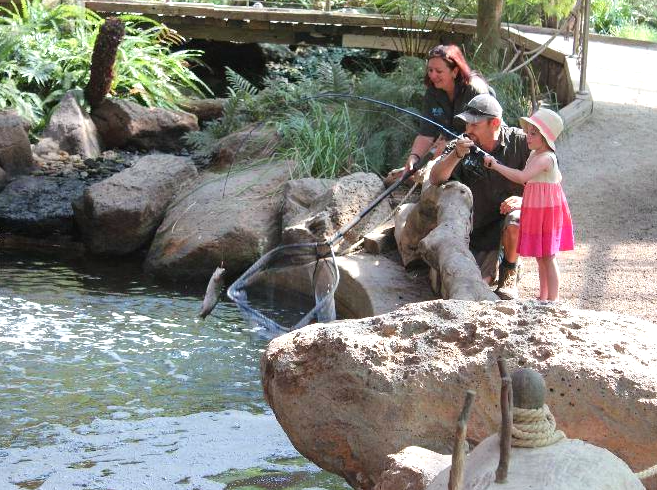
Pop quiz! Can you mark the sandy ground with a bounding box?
[514,39,657,323]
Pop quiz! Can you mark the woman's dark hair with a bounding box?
[423,44,473,88]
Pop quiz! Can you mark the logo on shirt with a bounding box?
[431,107,445,118]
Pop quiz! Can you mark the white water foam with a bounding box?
[0,411,307,490]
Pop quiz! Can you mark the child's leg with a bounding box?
[543,254,560,301]
[536,257,548,300]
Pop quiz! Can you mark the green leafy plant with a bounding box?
[277,101,370,178]
[0,0,211,128]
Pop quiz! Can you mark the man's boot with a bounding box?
[495,259,521,300]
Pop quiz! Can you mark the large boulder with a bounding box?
[206,123,279,172]
[145,160,293,282]
[282,172,392,252]
[0,110,36,183]
[428,434,643,489]
[73,154,198,255]
[91,99,198,152]
[38,90,102,159]
[262,300,657,490]
[0,175,86,236]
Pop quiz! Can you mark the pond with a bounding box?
[0,250,350,490]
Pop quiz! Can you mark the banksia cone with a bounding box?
[85,17,125,111]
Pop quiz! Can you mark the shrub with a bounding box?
[0,0,211,129]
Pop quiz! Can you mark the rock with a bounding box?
[73,154,198,255]
[363,221,396,255]
[281,177,336,228]
[144,160,293,282]
[374,446,451,490]
[206,123,279,172]
[91,99,198,152]
[0,167,6,191]
[335,254,434,318]
[428,434,643,489]
[0,176,86,236]
[33,137,60,158]
[179,98,227,122]
[249,252,434,321]
[282,172,392,252]
[261,300,657,490]
[40,90,102,159]
[0,110,36,179]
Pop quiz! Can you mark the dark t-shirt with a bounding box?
[448,126,530,251]
[418,76,490,138]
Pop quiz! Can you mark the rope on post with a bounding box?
[511,404,565,448]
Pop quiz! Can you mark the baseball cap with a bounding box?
[456,94,503,124]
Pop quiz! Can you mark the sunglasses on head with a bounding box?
[466,107,495,117]
[427,46,450,60]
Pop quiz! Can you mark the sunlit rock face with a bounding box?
[262,299,657,490]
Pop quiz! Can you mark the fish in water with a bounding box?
[199,266,226,319]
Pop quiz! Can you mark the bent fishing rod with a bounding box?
[305,92,499,162]
[298,92,496,247]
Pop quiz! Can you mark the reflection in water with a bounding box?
[0,251,269,448]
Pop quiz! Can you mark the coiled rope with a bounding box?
[511,404,565,448]
[511,404,657,480]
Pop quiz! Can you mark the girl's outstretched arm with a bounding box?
[484,153,552,184]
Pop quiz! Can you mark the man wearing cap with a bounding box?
[429,93,530,299]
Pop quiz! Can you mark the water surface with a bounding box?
[0,251,348,490]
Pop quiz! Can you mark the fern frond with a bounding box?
[225,67,258,96]
[315,61,352,94]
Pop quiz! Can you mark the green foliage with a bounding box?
[186,50,535,180]
[277,102,370,179]
[0,0,211,128]
[590,0,657,37]
[370,0,466,56]
[610,22,657,41]
[590,0,632,33]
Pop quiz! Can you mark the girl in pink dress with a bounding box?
[483,108,574,301]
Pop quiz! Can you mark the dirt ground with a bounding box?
[516,41,657,323]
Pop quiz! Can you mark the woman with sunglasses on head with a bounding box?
[403,45,493,174]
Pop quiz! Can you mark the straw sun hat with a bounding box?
[519,108,564,151]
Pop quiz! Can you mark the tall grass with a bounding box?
[278,102,370,179]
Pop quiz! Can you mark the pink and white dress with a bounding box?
[517,151,574,257]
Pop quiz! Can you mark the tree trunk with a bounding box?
[418,182,498,301]
[476,0,503,64]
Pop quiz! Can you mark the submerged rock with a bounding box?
[0,175,86,236]
[261,300,657,490]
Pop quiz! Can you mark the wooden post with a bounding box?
[418,182,498,301]
[448,390,476,490]
[496,357,513,483]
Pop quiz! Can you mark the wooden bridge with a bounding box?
[84,1,480,50]
[0,0,590,110]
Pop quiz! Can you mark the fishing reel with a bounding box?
[461,148,488,181]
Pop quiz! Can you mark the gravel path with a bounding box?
[516,39,657,323]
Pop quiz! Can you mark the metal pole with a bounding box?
[578,0,591,94]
